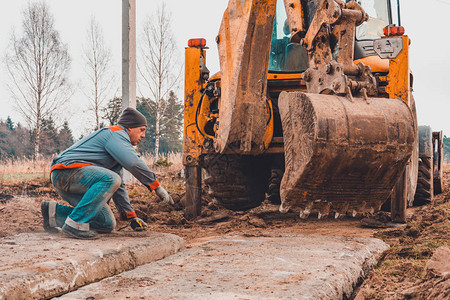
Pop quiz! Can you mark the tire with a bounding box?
[201,154,270,210]
[383,94,418,211]
[414,125,433,205]
[432,131,443,195]
[407,95,419,207]
[414,157,433,205]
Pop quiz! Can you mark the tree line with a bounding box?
[443,136,450,163]
[3,1,182,160]
[0,116,73,160]
[0,89,183,160]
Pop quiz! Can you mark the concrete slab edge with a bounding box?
[57,234,390,300]
[0,234,185,300]
[336,238,389,299]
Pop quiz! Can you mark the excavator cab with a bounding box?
[355,0,392,39]
[269,0,397,72]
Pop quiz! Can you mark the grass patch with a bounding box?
[0,153,183,184]
[138,152,182,173]
[153,157,173,167]
[365,198,450,297]
[0,157,51,183]
[1,173,48,181]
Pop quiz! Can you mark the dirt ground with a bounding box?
[0,168,448,299]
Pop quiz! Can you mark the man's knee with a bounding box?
[104,171,121,191]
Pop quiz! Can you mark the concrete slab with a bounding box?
[59,234,388,300]
[0,232,185,300]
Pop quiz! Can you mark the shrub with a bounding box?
[153,157,173,167]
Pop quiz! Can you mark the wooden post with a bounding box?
[184,166,202,220]
[122,0,136,110]
[391,166,408,223]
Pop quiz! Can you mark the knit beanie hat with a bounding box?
[118,107,147,128]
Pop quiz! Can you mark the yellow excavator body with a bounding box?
[183,0,419,220]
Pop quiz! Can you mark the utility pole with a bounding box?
[122,0,136,109]
[122,0,136,184]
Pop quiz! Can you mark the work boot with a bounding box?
[93,227,114,234]
[41,201,59,234]
[62,223,98,239]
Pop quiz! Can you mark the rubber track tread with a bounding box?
[201,154,270,210]
[414,156,433,205]
[267,169,283,204]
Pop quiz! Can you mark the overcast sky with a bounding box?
[0,0,449,138]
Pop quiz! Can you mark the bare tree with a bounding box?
[138,3,182,155]
[82,16,115,130]
[104,96,123,126]
[4,1,71,159]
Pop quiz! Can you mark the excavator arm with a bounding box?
[215,0,278,154]
[214,0,379,155]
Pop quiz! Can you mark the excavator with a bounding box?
[182,0,442,221]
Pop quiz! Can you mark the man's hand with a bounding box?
[130,217,147,231]
[155,186,174,205]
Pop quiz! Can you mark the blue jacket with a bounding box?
[51,125,159,219]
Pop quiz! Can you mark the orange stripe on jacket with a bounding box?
[50,163,94,173]
[126,211,137,219]
[149,180,160,191]
[109,125,123,132]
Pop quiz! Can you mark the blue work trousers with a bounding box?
[50,166,121,232]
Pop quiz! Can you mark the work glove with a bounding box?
[155,186,174,206]
[130,217,147,231]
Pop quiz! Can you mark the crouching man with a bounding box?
[41,107,174,239]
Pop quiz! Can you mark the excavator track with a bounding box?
[268,169,283,205]
[201,154,270,211]
[267,154,284,205]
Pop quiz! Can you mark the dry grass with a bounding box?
[443,163,450,172]
[128,152,184,185]
[140,152,183,174]
[0,157,446,182]
[0,152,183,183]
[0,157,51,182]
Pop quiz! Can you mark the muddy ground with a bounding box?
[0,169,448,299]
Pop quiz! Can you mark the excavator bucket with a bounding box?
[278,92,415,218]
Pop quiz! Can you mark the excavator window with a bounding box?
[353,0,396,59]
[355,0,391,40]
[268,0,309,73]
